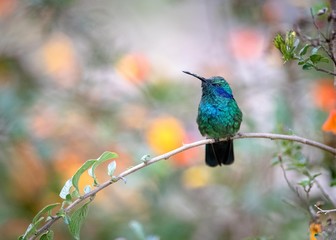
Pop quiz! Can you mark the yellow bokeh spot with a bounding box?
[182,166,211,188]
[41,33,79,88]
[146,116,186,154]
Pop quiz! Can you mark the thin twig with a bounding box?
[278,155,310,214]
[309,7,336,67]
[310,8,329,42]
[233,133,336,154]
[313,178,336,207]
[315,204,336,214]
[313,65,336,76]
[29,132,336,239]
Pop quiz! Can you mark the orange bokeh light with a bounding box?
[116,53,150,84]
[314,80,336,111]
[322,109,336,134]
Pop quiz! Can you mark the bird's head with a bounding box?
[183,71,233,99]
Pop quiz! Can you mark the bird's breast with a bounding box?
[197,100,242,138]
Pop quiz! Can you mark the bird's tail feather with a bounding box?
[205,140,234,166]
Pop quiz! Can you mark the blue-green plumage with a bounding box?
[183,71,242,166]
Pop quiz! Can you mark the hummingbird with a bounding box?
[183,71,243,166]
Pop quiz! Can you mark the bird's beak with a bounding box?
[183,71,206,82]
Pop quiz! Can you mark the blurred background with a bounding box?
[0,0,335,239]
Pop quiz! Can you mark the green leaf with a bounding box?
[40,230,54,240]
[60,179,73,200]
[89,151,118,186]
[32,203,60,224]
[21,223,34,240]
[21,217,45,239]
[320,57,329,63]
[299,44,310,56]
[273,34,284,50]
[64,214,71,225]
[330,179,336,187]
[298,179,311,187]
[302,63,314,70]
[57,209,70,225]
[68,202,90,240]
[72,159,96,194]
[107,161,117,177]
[311,172,322,180]
[97,151,118,162]
[65,193,73,202]
[310,54,323,64]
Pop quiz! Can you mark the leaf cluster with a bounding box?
[19,151,118,240]
[274,31,329,71]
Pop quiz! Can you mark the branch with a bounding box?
[313,65,336,76]
[29,132,336,239]
[278,155,310,214]
[315,204,336,214]
[233,132,335,154]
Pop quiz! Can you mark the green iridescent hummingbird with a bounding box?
[183,71,243,166]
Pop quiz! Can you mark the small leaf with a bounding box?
[21,223,34,239]
[32,203,60,224]
[84,185,91,194]
[311,47,320,55]
[298,179,311,187]
[108,161,117,177]
[141,154,151,162]
[302,63,314,70]
[21,217,45,239]
[64,214,71,225]
[89,152,118,185]
[65,193,73,202]
[330,179,336,187]
[57,209,70,225]
[320,57,329,63]
[87,168,94,178]
[273,34,284,50]
[72,159,96,194]
[68,202,90,240]
[71,190,80,199]
[40,230,54,240]
[310,54,323,64]
[299,44,310,56]
[311,172,322,180]
[60,179,73,200]
[298,60,307,65]
[293,38,300,50]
